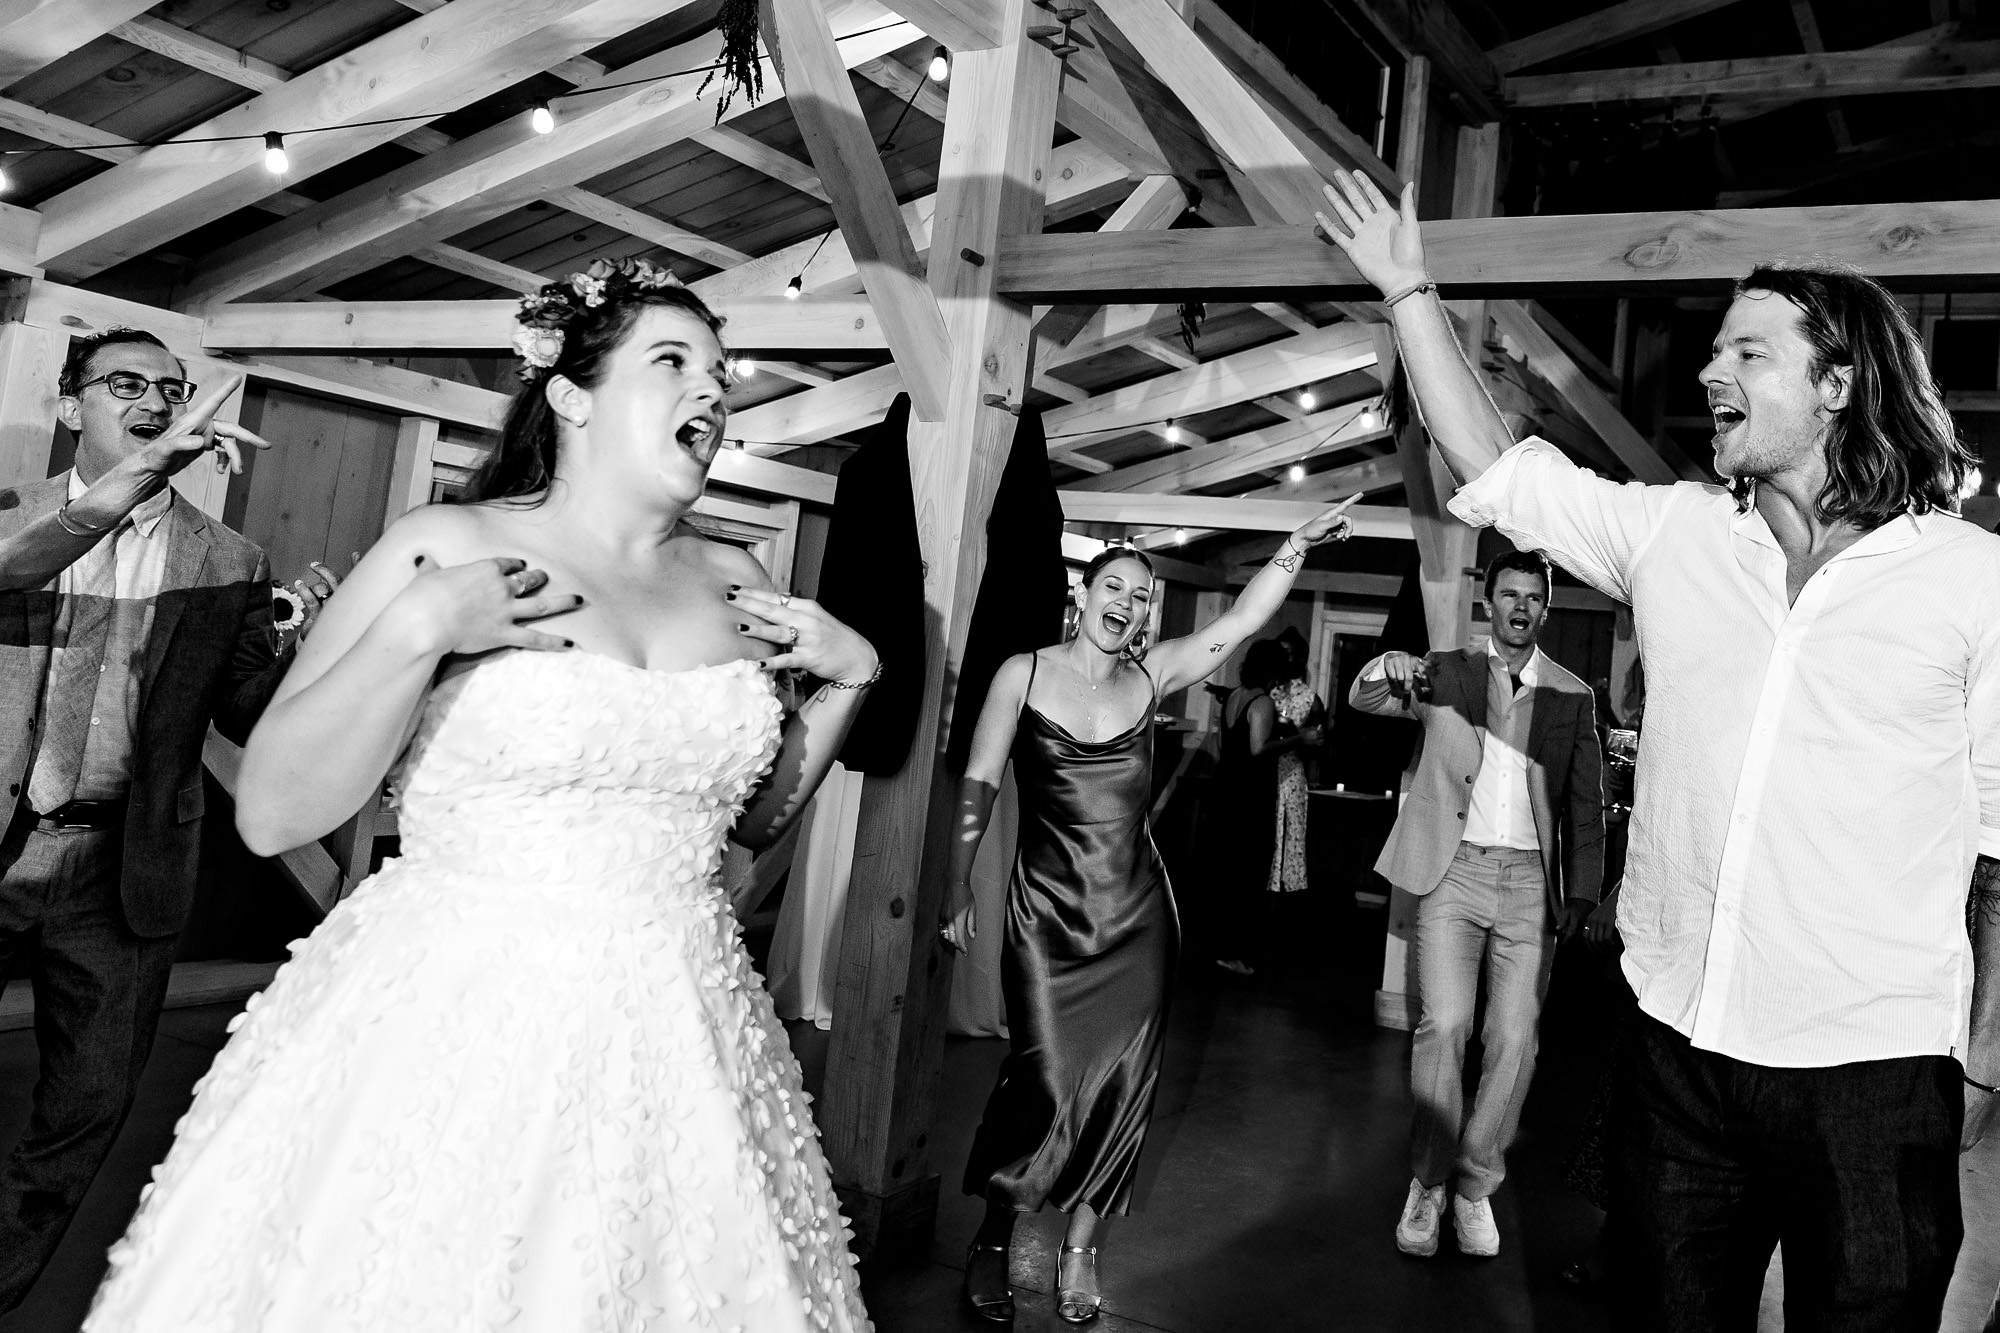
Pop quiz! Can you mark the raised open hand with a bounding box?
[1315,169,1429,301]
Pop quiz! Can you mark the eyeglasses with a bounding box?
[72,372,197,405]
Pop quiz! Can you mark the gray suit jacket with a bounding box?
[0,475,289,937]
[1350,645,1604,918]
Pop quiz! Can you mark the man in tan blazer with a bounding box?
[1351,549,1603,1261]
[0,328,316,1311]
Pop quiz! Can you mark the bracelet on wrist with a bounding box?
[1383,277,1437,308]
[826,660,883,691]
[1969,1073,2000,1096]
[54,499,117,538]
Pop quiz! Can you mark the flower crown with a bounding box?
[512,256,687,382]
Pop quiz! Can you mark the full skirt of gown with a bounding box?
[83,652,872,1333]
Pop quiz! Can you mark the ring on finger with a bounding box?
[786,624,800,646]
[779,594,792,608]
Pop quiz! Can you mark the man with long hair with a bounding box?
[1318,169,2000,1332]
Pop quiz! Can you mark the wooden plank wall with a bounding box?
[231,385,399,577]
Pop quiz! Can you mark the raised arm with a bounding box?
[937,652,1032,954]
[235,507,580,855]
[0,377,269,592]
[1315,170,1513,487]
[725,572,879,851]
[1147,501,1357,697]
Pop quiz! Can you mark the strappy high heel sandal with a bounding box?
[962,1241,1015,1322]
[1056,1244,1102,1324]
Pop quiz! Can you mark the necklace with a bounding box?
[1068,650,1119,740]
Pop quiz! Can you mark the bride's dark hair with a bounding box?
[466,262,726,504]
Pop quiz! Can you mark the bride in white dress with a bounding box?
[83,259,879,1332]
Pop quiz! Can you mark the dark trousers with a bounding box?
[1610,1009,1963,1333]
[0,808,175,1312]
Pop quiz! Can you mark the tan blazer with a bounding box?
[1350,646,1604,919]
[0,475,289,937]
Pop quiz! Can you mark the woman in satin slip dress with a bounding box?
[938,500,1358,1324]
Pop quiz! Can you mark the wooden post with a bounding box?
[387,415,440,518]
[821,0,1060,1260]
[0,321,66,491]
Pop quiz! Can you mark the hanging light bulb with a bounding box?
[785,275,803,300]
[1174,527,1188,545]
[530,101,555,135]
[0,156,11,197]
[928,46,951,82]
[1961,465,1984,501]
[1288,463,1306,483]
[730,356,758,381]
[1298,389,1317,411]
[1164,419,1183,445]
[1357,406,1380,431]
[263,131,288,175]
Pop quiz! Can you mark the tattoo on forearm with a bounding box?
[1970,855,2000,937]
[1271,543,1302,574]
[1209,642,1224,654]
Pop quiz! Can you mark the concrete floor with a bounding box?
[1,951,1996,1332]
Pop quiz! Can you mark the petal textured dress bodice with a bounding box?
[85,651,873,1333]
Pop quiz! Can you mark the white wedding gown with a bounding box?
[85,651,873,1332]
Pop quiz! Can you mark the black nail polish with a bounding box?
[725,592,736,602]
[728,584,741,592]
[562,638,575,648]
[738,623,750,632]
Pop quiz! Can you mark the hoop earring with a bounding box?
[1122,625,1151,662]
[1062,602,1082,643]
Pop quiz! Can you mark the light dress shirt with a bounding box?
[1449,438,2000,1069]
[1463,643,1542,853]
[25,471,174,805]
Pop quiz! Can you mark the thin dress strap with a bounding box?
[1020,650,1041,717]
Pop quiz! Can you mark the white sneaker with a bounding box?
[1453,1193,1500,1257]
[1395,1179,1445,1257]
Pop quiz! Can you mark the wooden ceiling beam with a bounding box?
[1344,0,1498,118]
[1029,175,1188,352]
[0,0,159,89]
[727,362,906,452]
[198,296,888,354]
[1239,451,1403,501]
[109,15,455,155]
[38,0,703,281]
[1489,300,1682,484]
[997,199,2000,302]
[1069,403,1387,492]
[1505,39,2000,108]
[762,0,954,419]
[854,50,952,125]
[178,5,919,308]
[1059,490,1412,540]
[389,0,609,83]
[410,244,548,294]
[1488,0,1747,75]
[1042,321,1376,443]
[546,187,752,270]
[692,137,1129,302]
[0,207,38,279]
[692,125,832,202]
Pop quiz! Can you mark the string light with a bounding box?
[1298,389,1316,411]
[1164,419,1183,444]
[1961,466,1984,501]
[928,46,951,82]
[262,132,288,175]
[730,356,758,380]
[1288,463,1306,483]
[530,101,556,134]
[1174,527,1188,545]
[0,155,11,196]
[1357,406,1380,430]
[784,275,803,299]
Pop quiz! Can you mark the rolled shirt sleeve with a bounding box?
[1446,437,1697,606]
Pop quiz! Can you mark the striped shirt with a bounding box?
[1450,439,2000,1068]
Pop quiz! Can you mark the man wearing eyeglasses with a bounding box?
[0,327,314,1311]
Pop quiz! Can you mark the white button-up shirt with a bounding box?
[1450,439,2000,1068]
[1463,643,1542,852]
